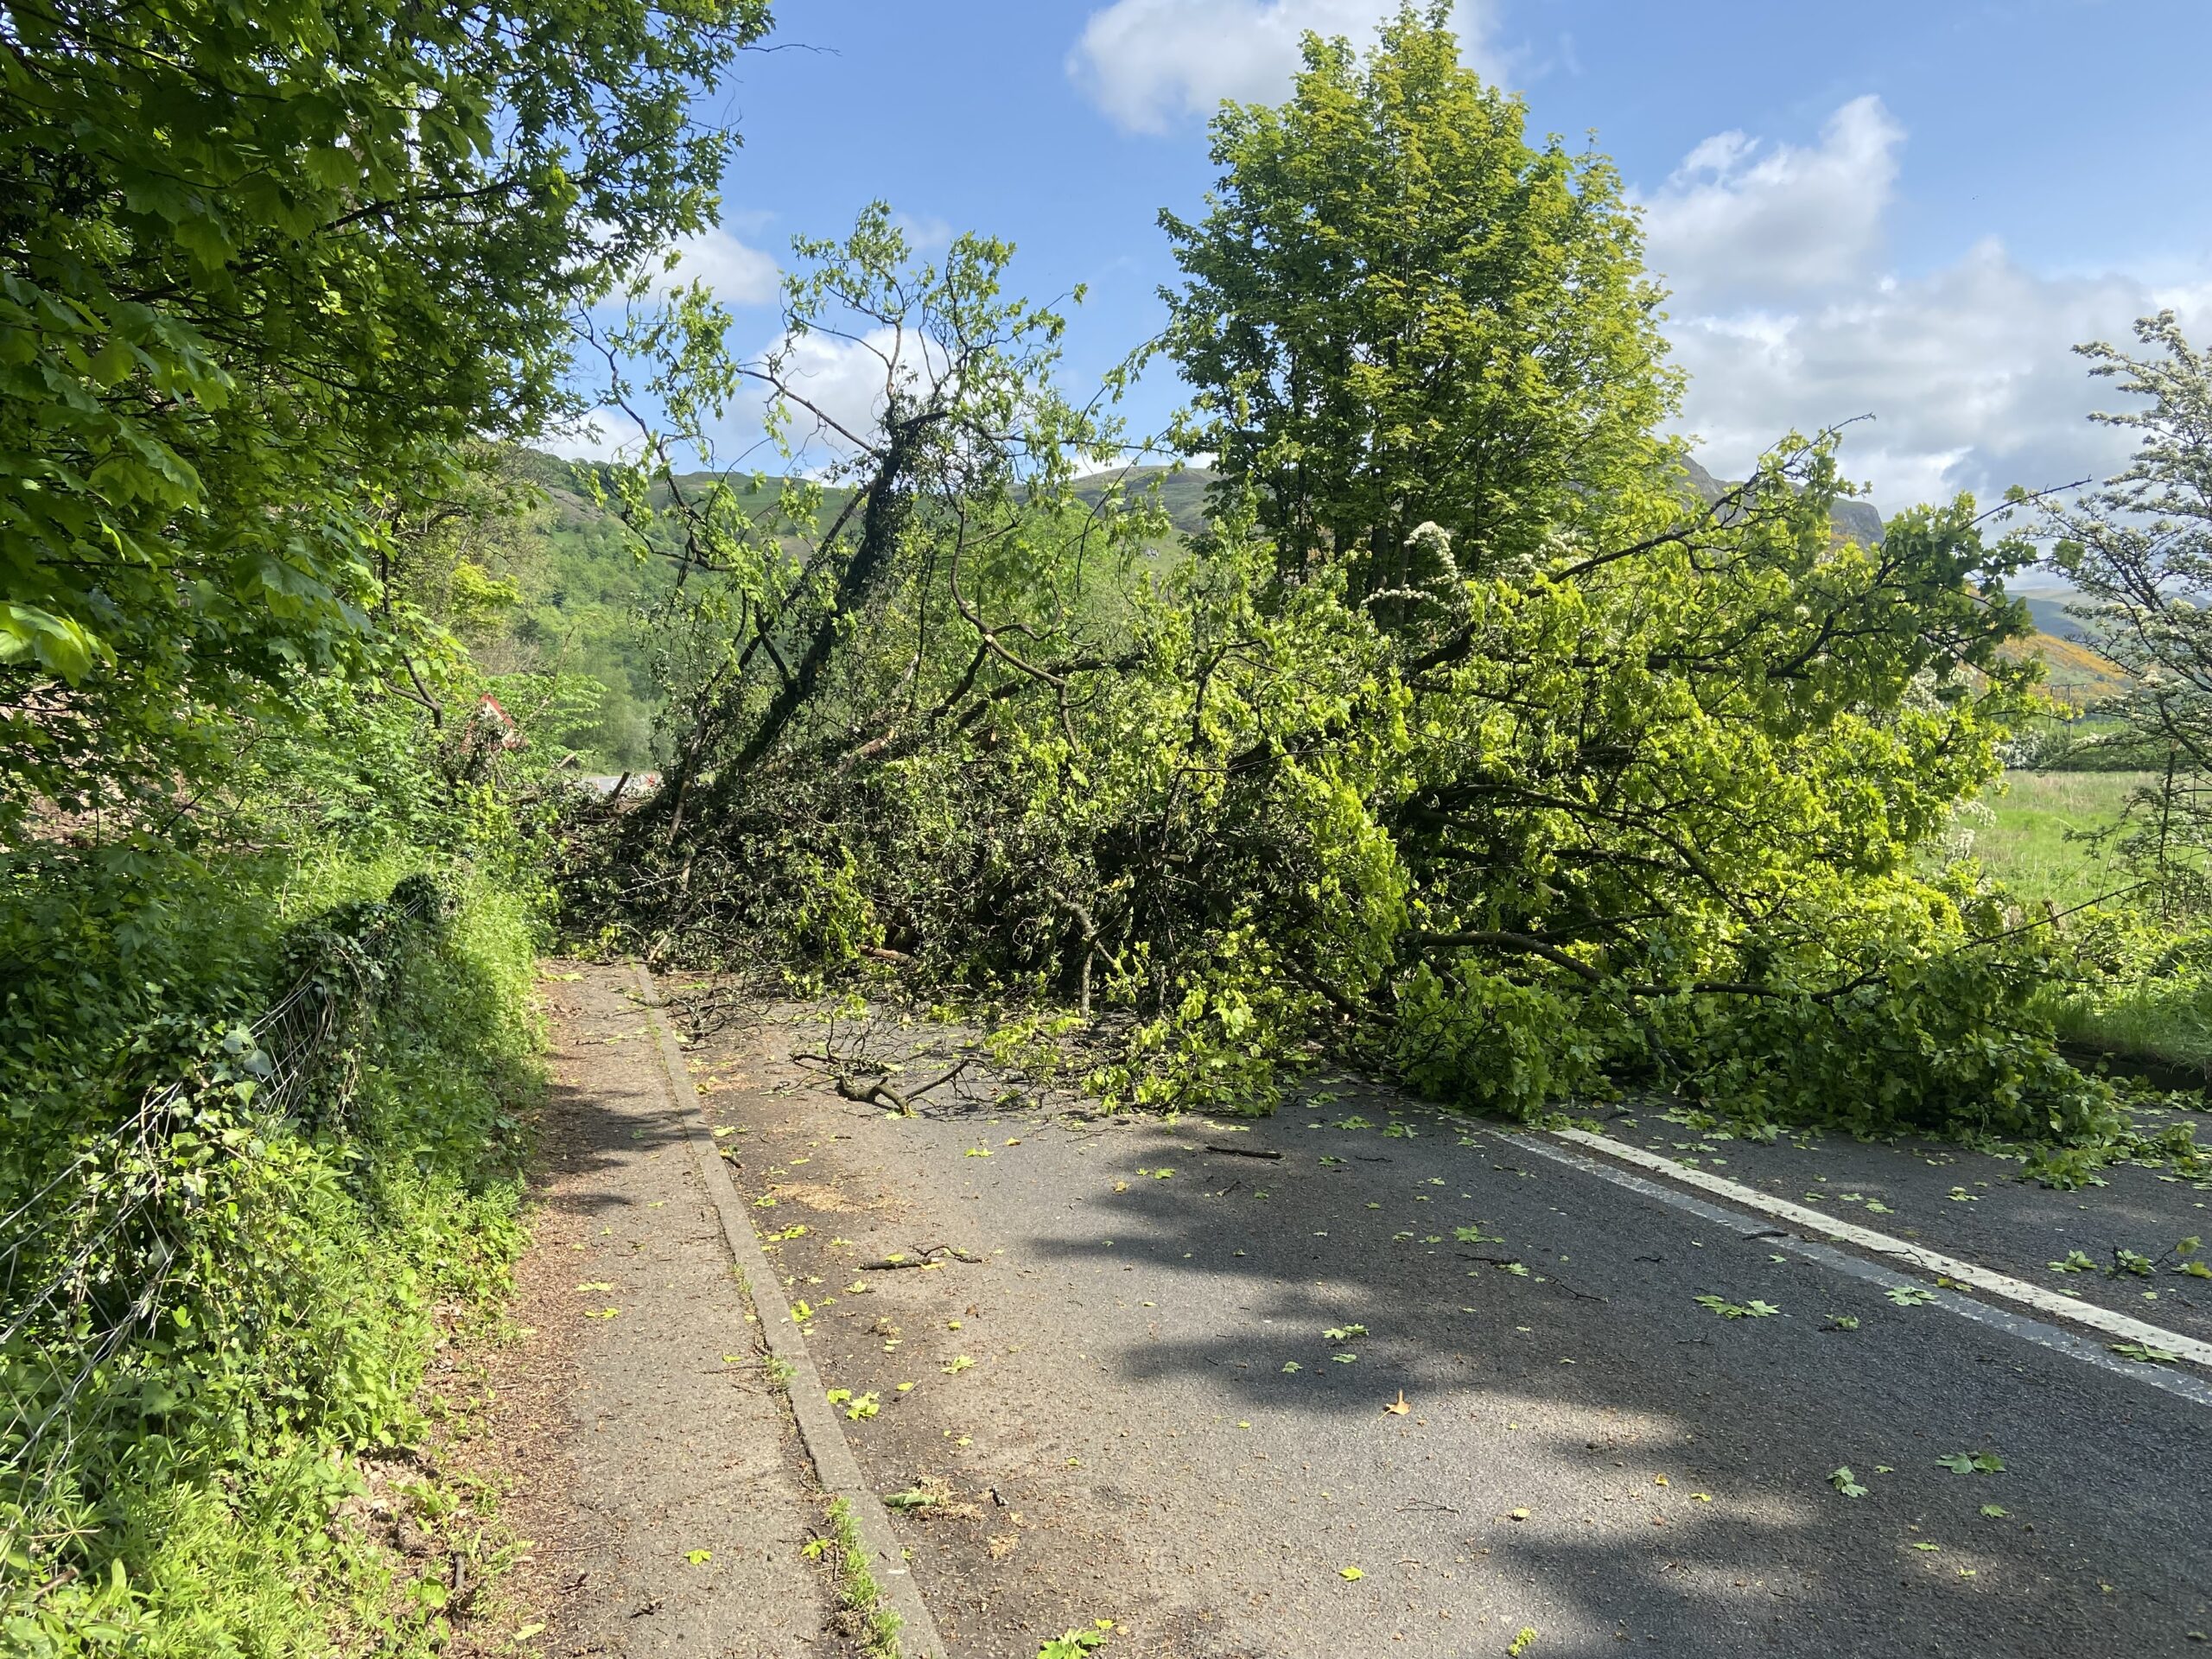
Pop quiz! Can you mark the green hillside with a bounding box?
[492,448,2120,765]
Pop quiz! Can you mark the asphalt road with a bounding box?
[684,1003,2212,1659]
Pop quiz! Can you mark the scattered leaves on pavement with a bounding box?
[2109,1341,2182,1363]
[1936,1451,2005,1475]
[1694,1294,1779,1319]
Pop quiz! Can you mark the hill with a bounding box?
[1674,454,1889,548]
[490,448,2125,759]
[2023,594,2097,643]
[1071,463,1217,537]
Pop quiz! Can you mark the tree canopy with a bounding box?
[0,0,767,839]
[2041,311,2212,912]
[1160,3,1679,606]
[576,12,2101,1146]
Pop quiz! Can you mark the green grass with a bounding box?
[1963,771,2212,1081]
[1961,770,2156,909]
[811,1497,902,1659]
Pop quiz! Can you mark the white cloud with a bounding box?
[892,211,956,255]
[1651,99,2209,511]
[1642,95,1903,304]
[755,325,969,470]
[658,226,780,308]
[537,416,638,464]
[1069,0,1495,135]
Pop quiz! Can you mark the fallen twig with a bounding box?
[1205,1143,1283,1160]
[835,1056,971,1116]
[858,1243,983,1270]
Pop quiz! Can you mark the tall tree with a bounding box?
[2042,310,2212,911]
[1159,2,1680,607]
[0,0,769,841]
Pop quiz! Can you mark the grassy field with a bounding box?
[1962,769,2155,908]
[1967,769,2212,1080]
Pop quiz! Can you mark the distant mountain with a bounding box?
[528,450,1891,549]
[2023,594,2095,644]
[1070,464,1216,537]
[1673,454,1888,549]
[1075,456,1895,549]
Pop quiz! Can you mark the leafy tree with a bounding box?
[1159,3,1679,608]
[2040,311,2212,912]
[576,19,2126,1154]
[0,0,768,841]
[571,202,1164,852]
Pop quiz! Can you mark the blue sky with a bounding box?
[593,0,2212,515]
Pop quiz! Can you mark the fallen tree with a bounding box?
[566,14,2144,1153]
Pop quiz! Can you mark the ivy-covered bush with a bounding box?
[0,848,539,1656]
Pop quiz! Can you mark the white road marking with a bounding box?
[1479,1126,2212,1410]
[1530,1124,2212,1370]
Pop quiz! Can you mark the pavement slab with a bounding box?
[474,964,854,1658]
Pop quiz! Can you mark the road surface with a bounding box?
[677,992,2212,1658]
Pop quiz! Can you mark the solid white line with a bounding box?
[1541,1125,2212,1370]
[1484,1126,2212,1410]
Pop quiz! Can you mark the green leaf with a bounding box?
[1936,1451,2002,1475]
[1827,1466,1867,1498]
[2108,1341,2182,1363]
[1695,1294,1778,1319]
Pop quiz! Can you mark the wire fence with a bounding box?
[0,874,445,1569]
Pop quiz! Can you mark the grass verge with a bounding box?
[0,849,543,1656]
[810,1496,903,1659]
